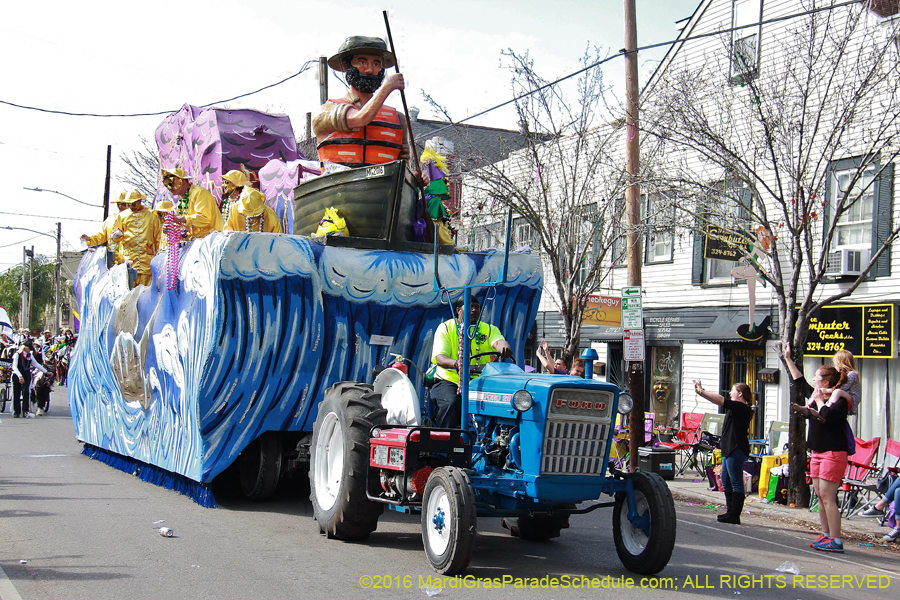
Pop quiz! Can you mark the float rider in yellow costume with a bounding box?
[224,188,282,233]
[80,192,129,264]
[220,170,252,219]
[116,190,161,287]
[161,167,224,240]
[313,36,411,170]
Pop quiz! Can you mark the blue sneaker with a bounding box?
[814,538,844,553]
[810,534,830,547]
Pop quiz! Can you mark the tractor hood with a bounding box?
[468,363,620,422]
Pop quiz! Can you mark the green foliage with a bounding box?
[0,257,57,331]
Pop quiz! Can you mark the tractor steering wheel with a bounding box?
[468,351,515,375]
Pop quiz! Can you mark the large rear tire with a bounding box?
[421,467,477,575]
[310,382,386,540]
[239,431,282,501]
[612,471,677,575]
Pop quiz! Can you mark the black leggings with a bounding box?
[13,375,31,416]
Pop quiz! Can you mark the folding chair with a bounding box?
[840,436,881,519]
[750,421,789,458]
[875,439,900,525]
[681,413,725,476]
[658,412,703,475]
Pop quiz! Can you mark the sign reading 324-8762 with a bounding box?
[621,286,643,329]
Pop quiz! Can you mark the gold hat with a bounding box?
[237,188,267,217]
[127,190,146,203]
[116,191,127,203]
[161,167,189,181]
[153,200,176,214]
[222,170,251,189]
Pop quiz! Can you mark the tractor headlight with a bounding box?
[512,390,533,412]
[617,392,634,415]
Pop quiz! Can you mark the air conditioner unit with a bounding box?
[825,248,869,277]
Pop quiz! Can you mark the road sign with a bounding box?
[621,288,643,329]
[624,328,645,361]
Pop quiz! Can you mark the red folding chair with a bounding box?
[840,436,881,518]
[658,412,704,476]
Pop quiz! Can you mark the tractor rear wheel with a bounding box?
[239,431,282,501]
[612,471,677,575]
[0,387,7,413]
[421,467,477,575]
[310,382,386,540]
[501,503,575,540]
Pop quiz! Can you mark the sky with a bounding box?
[0,0,700,275]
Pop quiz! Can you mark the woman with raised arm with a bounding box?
[692,380,753,525]
[783,341,851,553]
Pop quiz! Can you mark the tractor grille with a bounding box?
[541,389,613,476]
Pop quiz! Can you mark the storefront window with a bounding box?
[650,346,682,428]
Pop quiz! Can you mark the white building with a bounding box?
[462,0,900,446]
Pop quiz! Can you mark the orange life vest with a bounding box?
[317,101,403,168]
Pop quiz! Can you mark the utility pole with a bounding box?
[29,245,35,333]
[318,57,329,105]
[624,0,645,472]
[56,222,62,334]
[21,247,27,330]
[103,145,112,221]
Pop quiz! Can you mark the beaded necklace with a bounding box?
[165,212,181,290]
[244,214,264,233]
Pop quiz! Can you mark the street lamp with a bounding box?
[3,224,62,334]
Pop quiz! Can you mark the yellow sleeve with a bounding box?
[186,186,223,233]
[224,205,241,232]
[264,207,283,233]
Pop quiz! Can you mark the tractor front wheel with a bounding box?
[310,382,386,540]
[612,471,677,575]
[421,467,477,575]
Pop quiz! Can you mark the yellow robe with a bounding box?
[84,212,125,265]
[116,208,162,287]
[224,205,283,233]
[182,185,224,239]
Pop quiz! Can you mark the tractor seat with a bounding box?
[374,367,421,426]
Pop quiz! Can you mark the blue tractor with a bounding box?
[308,220,677,576]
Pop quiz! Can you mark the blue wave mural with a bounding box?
[71,234,543,484]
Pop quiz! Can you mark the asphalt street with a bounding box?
[1,386,898,599]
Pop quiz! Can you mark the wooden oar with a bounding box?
[383,10,422,176]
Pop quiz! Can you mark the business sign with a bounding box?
[803,304,895,358]
[624,328,645,361]
[703,224,750,261]
[582,295,622,326]
[621,287,643,329]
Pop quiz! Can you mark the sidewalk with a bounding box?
[665,471,899,546]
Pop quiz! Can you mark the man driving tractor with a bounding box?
[430,298,513,428]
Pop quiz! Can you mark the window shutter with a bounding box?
[873,162,894,277]
[692,208,705,284]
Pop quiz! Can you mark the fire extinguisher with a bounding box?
[389,353,409,375]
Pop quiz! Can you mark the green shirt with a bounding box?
[431,319,505,386]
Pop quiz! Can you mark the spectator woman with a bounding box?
[784,341,850,553]
[860,477,900,542]
[692,380,753,525]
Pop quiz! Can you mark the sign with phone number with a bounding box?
[803,303,894,359]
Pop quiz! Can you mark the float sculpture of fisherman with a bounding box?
[313,36,411,169]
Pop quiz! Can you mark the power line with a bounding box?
[0,60,317,118]
[0,210,98,223]
[417,0,862,139]
[0,234,44,249]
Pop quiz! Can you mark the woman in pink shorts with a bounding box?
[785,347,850,553]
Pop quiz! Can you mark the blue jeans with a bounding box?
[883,477,900,515]
[721,448,748,495]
